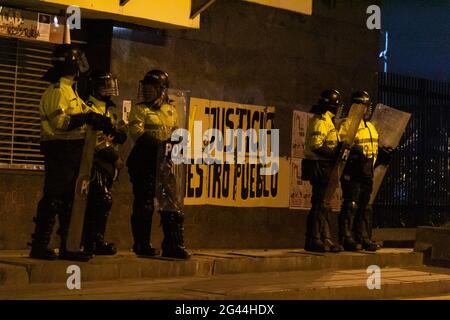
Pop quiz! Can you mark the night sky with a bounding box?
[381,0,450,81]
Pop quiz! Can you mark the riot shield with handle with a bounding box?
[369,104,411,204]
[155,89,188,213]
[66,125,97,253]
[155,89,191,259]
[322,103,367,205]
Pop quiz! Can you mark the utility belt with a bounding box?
[344,157,375,179]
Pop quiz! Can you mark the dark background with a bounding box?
[382,0,450,81]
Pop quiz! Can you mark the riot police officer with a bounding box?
[338,91,392,251]
[81,71,127,256]
[127,70,190,259]
[29,45,111,261]
[302,89,343,253]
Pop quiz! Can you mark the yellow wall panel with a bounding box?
[244,0,313,15]
[38,0,200,29]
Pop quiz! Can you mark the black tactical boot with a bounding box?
[354,205,378,252]
[339,201,361,251]
[305,204,326,253]
[58,209,91,262]
[341,237,361,252]
[29,199,58,260]
[321,205,342,253]
[93,211,116,256]
[360,239,380,252]
[94,236,117,255]
[324,238,343,253]
[131,211,158,257]
[133,243,159,256]
[160,211,190,260]
[305,237,326,253]
[58,249,92,262]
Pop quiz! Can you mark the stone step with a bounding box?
[1,266,449,300]
[0,248,423,286]
[0,263,29,289]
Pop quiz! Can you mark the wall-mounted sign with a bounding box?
[0,6,64,43]
[290,110,342,210]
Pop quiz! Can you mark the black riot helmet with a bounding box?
[352,91,373,120]
[51,44,90,76]
[139,69,170,106]
[318,89,342,114]
[90,70,119,101]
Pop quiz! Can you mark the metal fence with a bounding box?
[374,73,450,227]
[0,37,53,170]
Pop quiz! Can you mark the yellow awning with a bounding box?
[243,0,313,15]
[9,0,200,29]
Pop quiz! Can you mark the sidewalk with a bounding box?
[0,248,449,300]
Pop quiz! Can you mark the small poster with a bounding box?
[36,13,51,42]
[122,100,132,124]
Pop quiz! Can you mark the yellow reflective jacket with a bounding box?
[129,102,178,143]
[86,95,126,149]
[304,111,339,160]
[339,119,379,165]
[39,76,87,141]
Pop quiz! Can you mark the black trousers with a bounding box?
[341,174,374,241]
[82,162,114,248]
[34,139,84,246]
[305,160,334,241]
[127,144,157,247]
[41,140,84,202]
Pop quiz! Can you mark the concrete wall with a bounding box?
[0,0,379,250]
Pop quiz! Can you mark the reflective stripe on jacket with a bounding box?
[304,111,339,160]
[39,76,86,141]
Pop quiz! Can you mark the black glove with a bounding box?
[67,113,88,131]
[85,112,113,132]
[376,146,395,166]
[112,129,127,145]
[351,144,364,155]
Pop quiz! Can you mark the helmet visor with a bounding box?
[77,52,90,73]
[139,81,163,103]
[95,77,119,97]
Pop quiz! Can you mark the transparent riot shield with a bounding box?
[155,89,189,213]
[322,103,367,204]
[369,104,411,204]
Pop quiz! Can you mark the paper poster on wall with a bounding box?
[289,110,342,210]
[36,13,51,42]
[184,97,289,208]
[0,6,64,43]
[122,100,132,124]
[291,109,312,158]
[289,158,312,208]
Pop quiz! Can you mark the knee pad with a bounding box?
[97,192,113,212]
